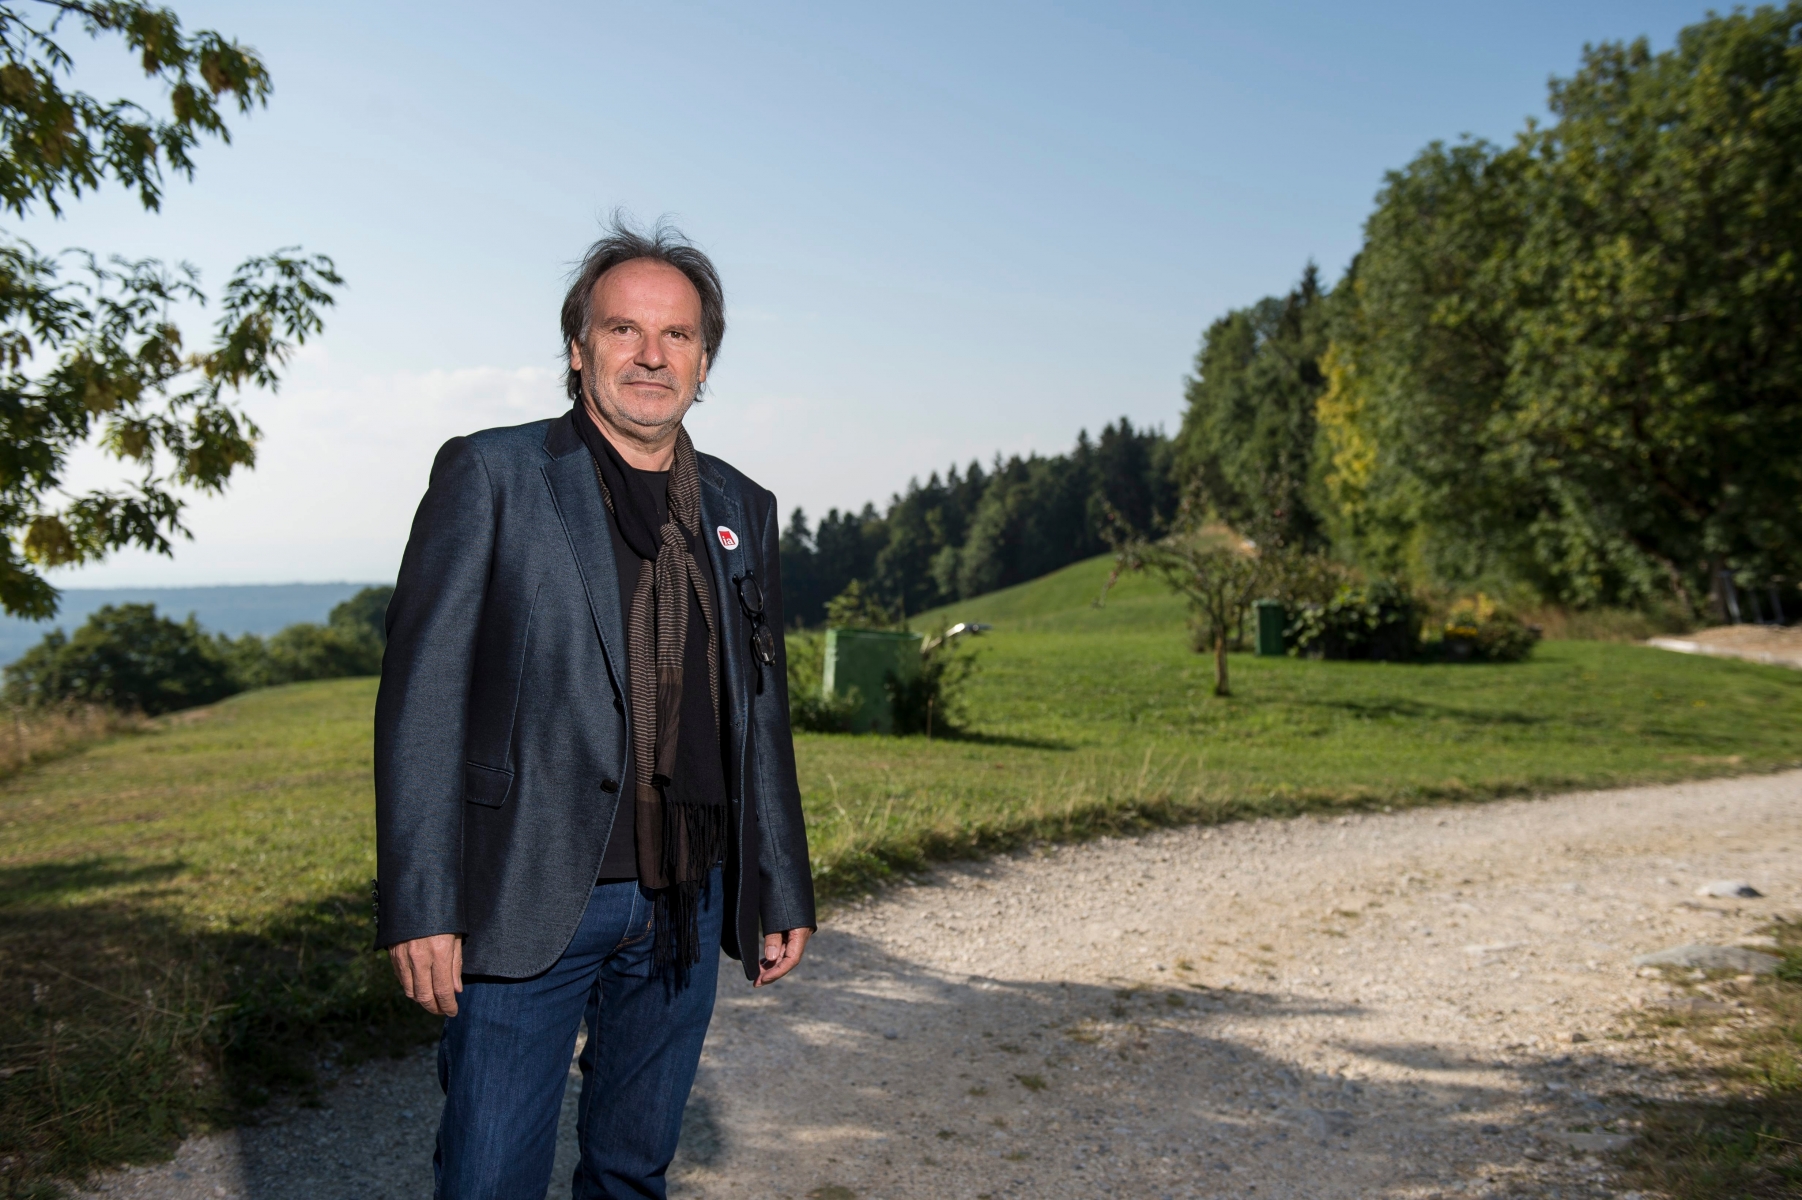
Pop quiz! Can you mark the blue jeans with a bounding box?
[433,869,723,1199]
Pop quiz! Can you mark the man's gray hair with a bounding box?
[560,214,726,403]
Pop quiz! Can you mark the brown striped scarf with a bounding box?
[587,420,727,977]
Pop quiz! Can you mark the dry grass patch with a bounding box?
[0,704,146,780]
[1618,919,1802,1198]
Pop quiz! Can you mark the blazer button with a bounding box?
[600,779,620,793]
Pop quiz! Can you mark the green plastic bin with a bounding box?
[1253,599,1287,657]
[823,628,923,733]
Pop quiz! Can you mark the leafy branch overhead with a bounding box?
[0,0,269,217]
[0,1,339,618]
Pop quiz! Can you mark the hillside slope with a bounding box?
[910,552,1187,633]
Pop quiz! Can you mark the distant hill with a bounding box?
[909,553,1186,634]
[0,583,389,666]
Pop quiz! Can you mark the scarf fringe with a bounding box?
[652,799,732,984]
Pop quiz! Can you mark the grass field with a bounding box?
[800,555,1802,889]
[4,554,1802,1193]
[0,680,411,1197]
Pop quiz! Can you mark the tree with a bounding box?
[221,586,389,686]
[822,578,899,630]
[3,600,236,711]
[953,451,1102,599]
[778,508,823,628]
[1324,6,1802,614]
[1112,530,1269,697]
[0,2,340,617]
[1091,417,1176,542]
[872,463,989,616]
[775,427,1174,625]
[328,584,392,645]
[1505,7,1802,614]
[1319,140,1568,594]
[1176,266,1331,550]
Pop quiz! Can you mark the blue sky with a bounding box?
[30,0,1707,586]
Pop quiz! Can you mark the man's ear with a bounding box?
[697,353,709,385]
[569,340,585,374]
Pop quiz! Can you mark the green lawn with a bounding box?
[799,555,1802,888]
[0,680,403,1197]
[3,556,1801,1193]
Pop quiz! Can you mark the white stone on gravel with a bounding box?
[1297,1108,1356,1139]
[1643,995,1737,1015]
[1542,1130,1635,1152]
[1696,879,1763,898]
[1630,943,1782,972]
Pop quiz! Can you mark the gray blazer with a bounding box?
[373,412,815,981]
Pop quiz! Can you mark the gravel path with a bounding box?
[76,770,1802,1200]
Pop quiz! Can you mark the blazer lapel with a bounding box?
[541,431,629,692]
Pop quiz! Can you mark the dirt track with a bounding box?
[77,770,1802,1199]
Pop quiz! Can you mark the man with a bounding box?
[374,220,815,1199]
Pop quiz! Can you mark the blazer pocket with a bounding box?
[463,762,515,808]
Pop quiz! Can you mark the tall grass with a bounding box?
[0,706,144,781]
[1526,604,1695,643]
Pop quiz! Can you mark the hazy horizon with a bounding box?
[0,582,391,665]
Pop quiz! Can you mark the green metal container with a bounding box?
[1253,599,1287,657]
[823,628,923,733]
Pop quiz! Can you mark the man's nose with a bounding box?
[635,335,667,369]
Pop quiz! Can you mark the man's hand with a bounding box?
[753,926,812,987]
[389,933,464,1015]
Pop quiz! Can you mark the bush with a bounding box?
[784,630,860,733]
[3,605,241,714]
[4,589,393,718]
[823,580,900,630]
[267,621,382,682]
[222,586,390,687]
[1287,581,1420,661]
[328,585,393,645]
[887,626,980,737]
[1438,595,1540,662]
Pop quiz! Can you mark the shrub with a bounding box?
[328,585,393,646]
[823,580,901,630]
[1438,595,1540,662]
[265,622,383,682]
[1288,581,1420,661]
[3,605,241,714]
[784,630,860,733]
[222,586,391,687]
[887,626,980,737]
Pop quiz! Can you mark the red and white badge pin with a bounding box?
[716,526,739,551]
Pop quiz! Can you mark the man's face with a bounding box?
[571,258,709,437]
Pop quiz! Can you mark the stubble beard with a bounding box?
[582,362,696,447]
